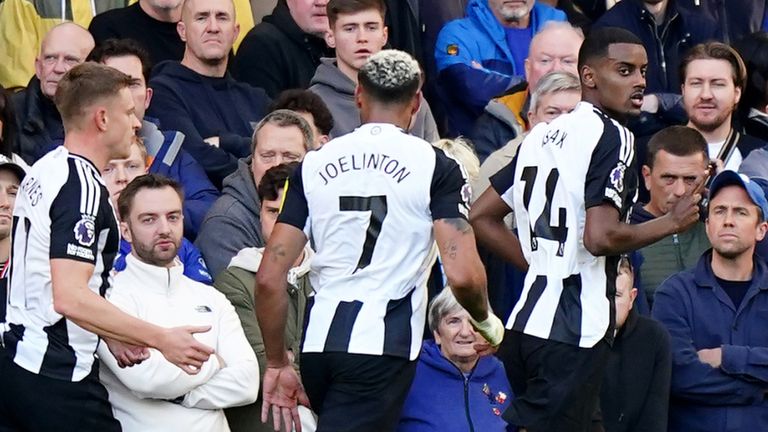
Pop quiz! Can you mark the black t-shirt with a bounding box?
[89,2,184,67]
[716,276,752,310]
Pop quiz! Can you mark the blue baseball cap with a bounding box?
[709,170,768,222]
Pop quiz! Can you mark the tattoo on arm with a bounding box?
[442,218,472,234]
[446,239,458,260]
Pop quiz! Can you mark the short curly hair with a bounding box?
[358,50,421,106]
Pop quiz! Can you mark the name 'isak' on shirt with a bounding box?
[318,153,412,185]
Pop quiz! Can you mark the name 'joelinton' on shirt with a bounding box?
[317,152,412,185]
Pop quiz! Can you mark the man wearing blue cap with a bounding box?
[653,170,768,432]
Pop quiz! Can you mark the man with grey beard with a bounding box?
[89,0,186,65]
[433,0,566,136]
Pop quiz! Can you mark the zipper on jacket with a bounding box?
[166,268,172,298]
[672,233,685,270]
[642,9,669,90]
[644,8,681,90]
[463,376,475,432]
[659,12,680,90]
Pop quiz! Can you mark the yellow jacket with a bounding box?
[0,0,254,88]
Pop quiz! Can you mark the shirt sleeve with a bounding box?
[182,293,260,409]
[277,163,310,231]
[49,172,106,263]
[95,289,223,400]
[584,123,636,212]
[489,154,518,209]
[430,148,471,220]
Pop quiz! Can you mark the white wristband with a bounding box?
[470,313,505,347]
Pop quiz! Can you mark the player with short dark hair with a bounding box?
[256,49,502,432]
[471,27,704,431]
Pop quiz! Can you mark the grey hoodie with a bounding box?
[195,159,263,278]
[309,57,440,142]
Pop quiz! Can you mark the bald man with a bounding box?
[11,22,94,165]
[147,0,271,188]
[469,21,584,163]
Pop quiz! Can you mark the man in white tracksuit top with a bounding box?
[97,174,259,432]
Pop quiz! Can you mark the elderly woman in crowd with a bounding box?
[398,287,514,432]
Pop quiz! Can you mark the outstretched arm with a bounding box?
[254,223,310,432]
[52,259,214,374]
[583,187,701,257]
[433,217,504,348]
[255,223,306,369]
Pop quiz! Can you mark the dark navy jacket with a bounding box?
[147,61,271,188]
[114,238,213,285]
[601,309,672,432]
[593,0,717,95]
[398,340,514,432]
[652,251,768,432]
[10,77,65,165]
[434,0,565,136]
[677,0,765,44]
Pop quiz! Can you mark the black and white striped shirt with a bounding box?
[278,123,470,360]
[492,102,637,348]
[2,147,120,381]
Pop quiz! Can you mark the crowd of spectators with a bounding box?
[1,0,768,431]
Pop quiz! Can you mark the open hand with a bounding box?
[261,363,311,432]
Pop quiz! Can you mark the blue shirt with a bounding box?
[505,27,532,77]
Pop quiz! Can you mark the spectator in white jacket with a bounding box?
[96,174,259,432]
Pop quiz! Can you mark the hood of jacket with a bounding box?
[228,244,315,286]
[221,158,260,216]
[419,339,500,380]
[140,119,165,158]
[485,82,529,130]
[630,202,656,224]
[309,57,356,96]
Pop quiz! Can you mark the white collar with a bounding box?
[122,253,185,294]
